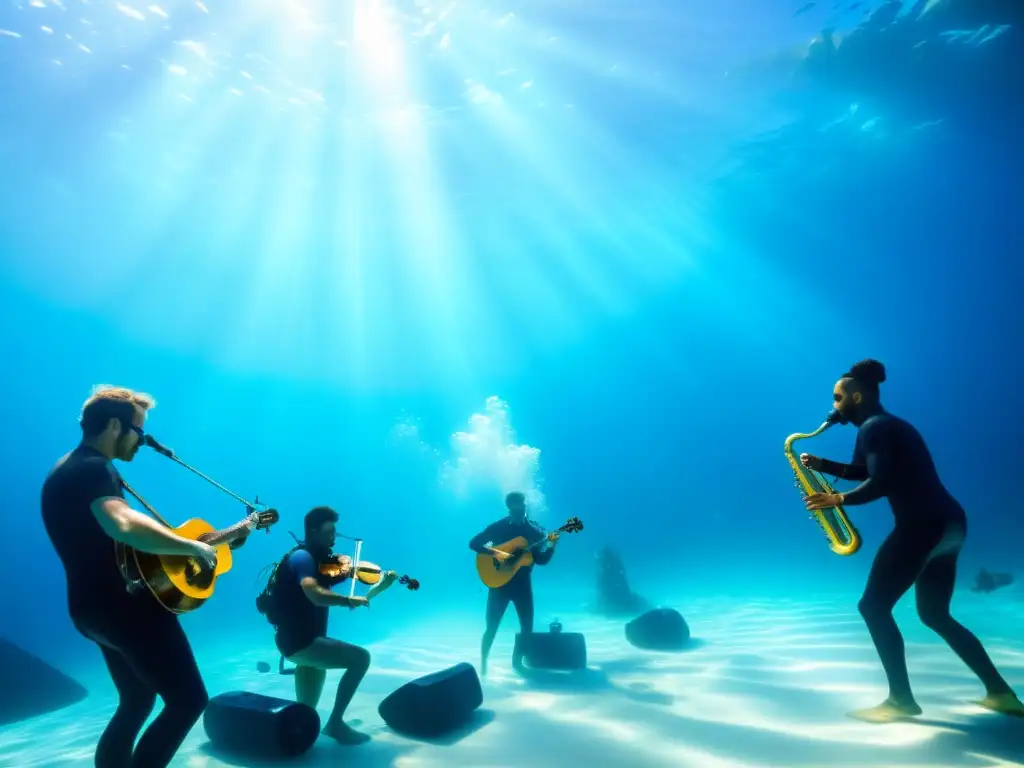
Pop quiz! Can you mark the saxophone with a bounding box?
[784,413,862,556]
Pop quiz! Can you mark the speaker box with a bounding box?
[203,691,320,758]
[378,662,483,737]
[514,630,587,671]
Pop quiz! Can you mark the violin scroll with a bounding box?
[399,575,420,591]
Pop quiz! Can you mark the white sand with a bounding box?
[2,595,1022,768]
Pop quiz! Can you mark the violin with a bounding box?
[319,555,420,591]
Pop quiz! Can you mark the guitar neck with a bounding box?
[203,518,251,547]
[528,530,562,551]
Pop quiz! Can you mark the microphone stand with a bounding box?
[143,435,265,513]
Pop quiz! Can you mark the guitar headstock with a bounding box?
[251,508,280,531]
[559,516,584,534]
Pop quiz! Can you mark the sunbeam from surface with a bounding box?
[0,0,808,388]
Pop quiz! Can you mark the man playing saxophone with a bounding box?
[802,359,1024,724]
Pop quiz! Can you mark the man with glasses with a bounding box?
[41,385,219,768]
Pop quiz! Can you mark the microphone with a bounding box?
[144,434,175,458]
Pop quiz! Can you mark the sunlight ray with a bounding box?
[223,126,321,374]
[377,109,476,380]
[42,80,254,307]
[329,113,370,387]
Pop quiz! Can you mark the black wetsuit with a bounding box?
[821,411,1012,700]
[40,446,208,768]
[470,517,555,639]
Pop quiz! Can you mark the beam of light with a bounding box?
[352,0,405,88]
[332,111,372,388]
[349,0,478,380]
[224,117,321,372]
[209,3,332,374]
[420,9,706,326]
[376,104,477,380]
[8,55,259,308]
[2,0,868,389]
[415,4,862,370]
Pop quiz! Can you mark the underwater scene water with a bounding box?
[1,0,1022,766]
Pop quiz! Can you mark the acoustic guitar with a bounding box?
[475,516,584,589]
[115,507,279,614]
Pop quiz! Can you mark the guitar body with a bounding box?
[473,517,584,589]
[115,518,253,614]
[476,536,534,589]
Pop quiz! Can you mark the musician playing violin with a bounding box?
[267,506,396,745]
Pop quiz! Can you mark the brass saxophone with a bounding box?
[784,414,862,556]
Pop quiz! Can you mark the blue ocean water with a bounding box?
[1,0,1022,766]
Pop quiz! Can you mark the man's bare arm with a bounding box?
[90,497,206,557]
[299,577,363,608]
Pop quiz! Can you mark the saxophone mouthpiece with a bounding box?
[825,409,842,427]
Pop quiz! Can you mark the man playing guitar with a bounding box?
[468,492,559,676]
[40,386,226,768]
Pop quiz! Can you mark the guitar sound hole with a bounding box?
[184,559,214,589]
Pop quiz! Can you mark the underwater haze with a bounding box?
[1,0,1023,766]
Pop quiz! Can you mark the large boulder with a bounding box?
[0,638,88,726]
[625,608,691,651]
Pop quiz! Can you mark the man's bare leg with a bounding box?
[294,666,326,709]
[287,637,372,745]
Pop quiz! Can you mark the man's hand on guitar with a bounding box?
[191,541,218,571]
[490,548,518,571]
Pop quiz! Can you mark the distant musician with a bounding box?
[971,568,1014,594]
[40,386,219,768]
[802,359,1024,723]
[469,492,557,676]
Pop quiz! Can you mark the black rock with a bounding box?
[0,637,88,725]
[625,608,691,651]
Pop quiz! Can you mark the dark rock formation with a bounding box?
[0,637,88,726]
[625,608,691,652]
[595,547,650,617]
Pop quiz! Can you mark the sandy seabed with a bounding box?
[2,595,1023,768]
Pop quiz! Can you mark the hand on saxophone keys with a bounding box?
[804,492,845,511]
[800,453,824,471]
